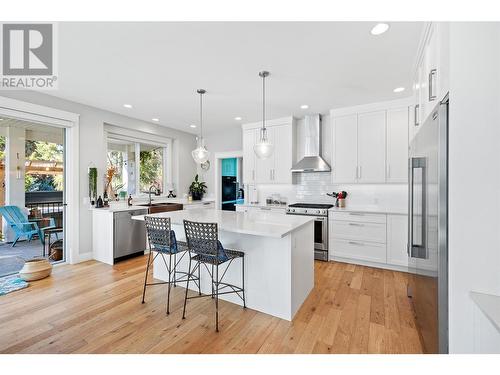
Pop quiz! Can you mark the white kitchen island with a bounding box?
[132,208,314,321]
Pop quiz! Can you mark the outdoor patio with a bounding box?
[0,240,52,277]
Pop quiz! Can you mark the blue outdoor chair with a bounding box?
[0,205,56,247]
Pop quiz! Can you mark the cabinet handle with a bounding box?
[349,212,364,216]
[272,169,275,180]
[349,241,364,246]
[359,166,362,179]
[270,170,272,180]
[348,223,364,227]
[387,164,391,179]
[355,166,358,179]
[260,207,271,211]
[252,170,255,181]
[414,104,420,126]
[428,69,437,102]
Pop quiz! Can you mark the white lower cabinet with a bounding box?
[329,211,408,271]
[386,214,409,267]
[331,239,387,264]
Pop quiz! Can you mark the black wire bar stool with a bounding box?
[142,216,201,315]
[182,219,245,332]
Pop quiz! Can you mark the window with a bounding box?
[139,144,163,193]
[107,138,168,197]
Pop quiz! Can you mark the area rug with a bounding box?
[0,274,29,296]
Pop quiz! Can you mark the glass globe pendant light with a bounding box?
[191,89,210,164]
[254,71,274,159]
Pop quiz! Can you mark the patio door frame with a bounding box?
[0,95,80,264]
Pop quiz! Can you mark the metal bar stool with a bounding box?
[142,216,200,315]
[182,219,245,332]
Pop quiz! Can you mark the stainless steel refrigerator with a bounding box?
[408,95,448,354]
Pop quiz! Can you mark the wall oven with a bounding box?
[286,203,333,261]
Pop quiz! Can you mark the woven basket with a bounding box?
[19,259,52,281]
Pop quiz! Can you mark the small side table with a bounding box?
[43,227,64,258]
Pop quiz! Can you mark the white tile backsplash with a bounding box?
[252,172,407,209]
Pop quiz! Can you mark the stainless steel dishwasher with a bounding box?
[113,209,148,262]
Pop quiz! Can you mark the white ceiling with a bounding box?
[48,22,423,135]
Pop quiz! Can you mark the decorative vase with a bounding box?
[19,258,52,281]
[191,191,203,201]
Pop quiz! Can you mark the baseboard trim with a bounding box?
[330,256,409,273]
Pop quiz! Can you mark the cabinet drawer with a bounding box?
[331,239,386,263]
[330,211,386,224]
[330,221,386,243]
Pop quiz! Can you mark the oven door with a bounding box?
[314,217,328,261]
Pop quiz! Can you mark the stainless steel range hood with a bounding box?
[291,114,331,173]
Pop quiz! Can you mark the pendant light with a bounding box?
[191,89,210,164]
[254,71,274,159]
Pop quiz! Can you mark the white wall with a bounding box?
[0,91,197,257]
[448,23,500,353]
[197,126,242,197]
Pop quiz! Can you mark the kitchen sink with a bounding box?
[137,202,178,207]
[137,202,183,214]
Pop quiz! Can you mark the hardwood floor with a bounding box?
[0,256,423,354]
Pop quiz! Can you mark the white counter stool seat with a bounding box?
[142,216,200,315]
[182,219,245,332]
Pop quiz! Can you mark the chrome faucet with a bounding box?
[148,184,158,206]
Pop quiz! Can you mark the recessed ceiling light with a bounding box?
[152,118,159,122]
[234,117,242,121]
[393,87,405,93]
[370,23,390,36]
[123,104,133,109]
[190,124,197,128]
[300,104,309,109]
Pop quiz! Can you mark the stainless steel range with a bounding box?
[286,203,333,261]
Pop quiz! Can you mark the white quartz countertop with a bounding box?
[236,203,287,209]
[90,198,214,213]
[132,208,313,238]
[329,206,407,215]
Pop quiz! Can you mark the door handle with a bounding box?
[348,241,364,246]
[348,222,364,227]
[428,69,437,102]
[409,157,427,259]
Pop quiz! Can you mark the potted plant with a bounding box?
[189,174,207,200]
[88,167,97,205]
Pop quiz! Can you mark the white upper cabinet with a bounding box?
[242,117,295,185]
[242,128,256,184]
[412,22,449,135]
[386,107,409,183]
[357,111,386,183]
[273,124,293,184]
[332,114,358,183]
[331,99,410,185]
